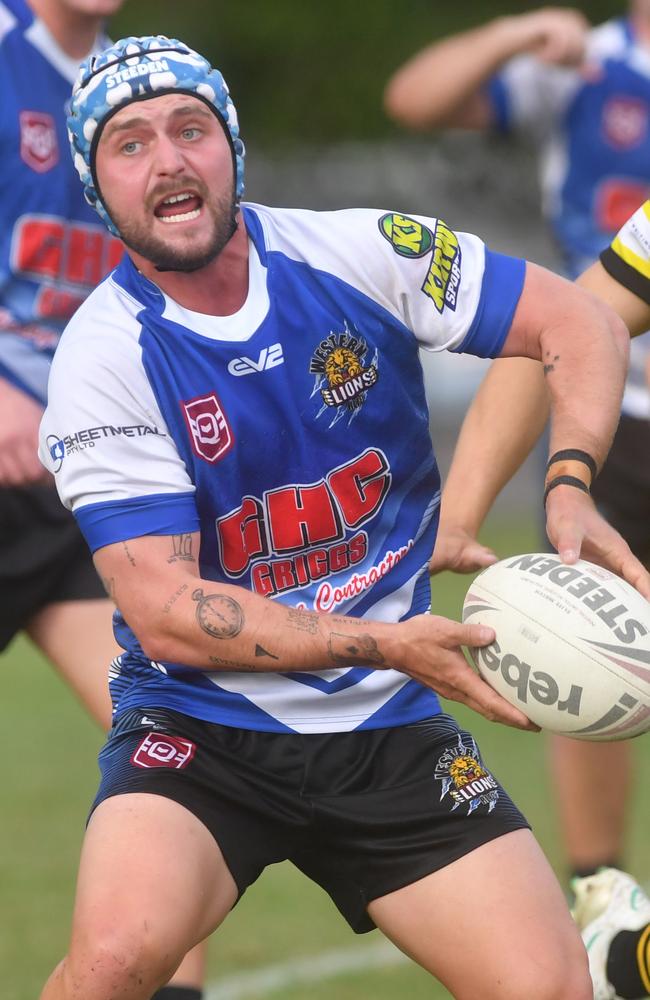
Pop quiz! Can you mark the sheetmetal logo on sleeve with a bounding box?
[47,424,164,468]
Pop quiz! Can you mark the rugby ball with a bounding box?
[462,553,650,741]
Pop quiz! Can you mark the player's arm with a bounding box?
[580,261,650,338]
[499,261,628,476]
[93,532,537,731]
[383,8,588,130]
[434,262,650,597]
[0,375,50,486]
[429,356,546,575]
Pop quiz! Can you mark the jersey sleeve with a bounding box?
[600,200,650,306]
[486,56,577,139]
[372,211,526,358]
[38,307,199,553]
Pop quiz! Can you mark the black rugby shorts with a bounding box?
[92,708,529,933]
[0,484,106,650]
[591,414,650,565]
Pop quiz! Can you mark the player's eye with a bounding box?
[181,126,201,141]
[121,140,142,155]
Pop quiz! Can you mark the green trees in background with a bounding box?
[112,1,619,146]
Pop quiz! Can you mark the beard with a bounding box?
[107,178,238,273]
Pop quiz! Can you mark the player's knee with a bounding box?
[65,924,176,1000]
[501,941,591,1000]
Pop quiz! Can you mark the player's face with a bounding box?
[95,93,238,272]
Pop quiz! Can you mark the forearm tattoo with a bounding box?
[209,654,258,671]
[100,575,116,602]
[168,534,195,563]
[286,607,320,635]
[192,588,244,639]
[122,541,136,566]
[328,632,385,666]
[255,644,279,659]
[162,582,189,615]
[543,351,560,376]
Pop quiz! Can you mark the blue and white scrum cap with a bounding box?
[67,35,245,235]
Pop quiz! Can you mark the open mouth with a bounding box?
[154,190,203,224]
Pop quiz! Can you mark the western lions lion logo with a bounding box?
[435,735,499,815]
[309,323,378,427]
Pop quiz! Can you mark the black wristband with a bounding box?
[543,474,591,508]
[546,449,598,480]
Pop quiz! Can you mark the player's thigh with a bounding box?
[26,598,117,729]
[70,792,237,971]
[368,829,591,1000]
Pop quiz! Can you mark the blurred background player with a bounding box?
[385,3,650,892]
[427,188,650,1000]
[0,1,205,996]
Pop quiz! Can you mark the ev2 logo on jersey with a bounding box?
[227,343,284,377]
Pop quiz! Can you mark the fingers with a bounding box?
[405,617,538,731]
[429,650,539,731]
[546,487,650,598]
[428,529,498,576]
[584,538,650,602]
[456,668,540,732]
[619,558,650,601]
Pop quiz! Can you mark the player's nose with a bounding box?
[152,133,186,175]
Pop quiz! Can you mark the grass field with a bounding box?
[3,515,649,1000]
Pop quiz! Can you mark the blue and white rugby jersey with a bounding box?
[488,17,650,277]
[0,0,121,404]
[40,204,525,733]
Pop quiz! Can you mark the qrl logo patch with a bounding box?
[131,733,196,769]
[602,97,648,150]
[182,393,233,463]
[20,112,59,173]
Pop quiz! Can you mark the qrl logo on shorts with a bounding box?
[182,393,234,463]
[131,733,196,769]
[20,111,59,172]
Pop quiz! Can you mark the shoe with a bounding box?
[572,868,650,1000]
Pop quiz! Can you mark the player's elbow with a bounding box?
[590,295,630,370]
[126,608,186,665]
[610,306,632,364]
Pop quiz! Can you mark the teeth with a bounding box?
[159,208,201,224]
[163,192,193,205]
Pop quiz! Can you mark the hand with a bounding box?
[397,614,540,731]
[545,484,650,599]
[429,524,499,576]
[517,7,589,67]
[0,378,49,486]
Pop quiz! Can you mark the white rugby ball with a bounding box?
[462,553,650,741]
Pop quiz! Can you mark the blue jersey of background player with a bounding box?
[0,0,122,407]
[486,13,650,277]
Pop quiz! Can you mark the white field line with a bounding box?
[205,939,408,1000]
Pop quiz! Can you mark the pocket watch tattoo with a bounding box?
[192,588,244,639]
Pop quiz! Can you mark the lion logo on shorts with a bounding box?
[435,735,499,815]
[448,755,489,788]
